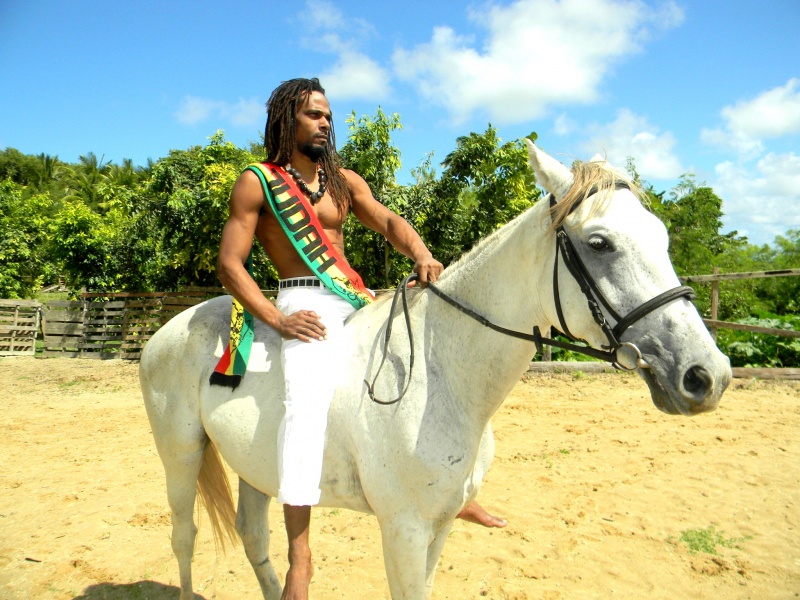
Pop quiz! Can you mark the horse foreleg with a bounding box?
[380,516,433,599]
[424,521,454,598]
[236,477,282,599]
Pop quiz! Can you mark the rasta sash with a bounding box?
[210,162,374,388]
[209,253,255,389]
[247,162,375,309]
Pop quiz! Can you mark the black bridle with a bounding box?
[366,187,695,405]
[538,189,695,368]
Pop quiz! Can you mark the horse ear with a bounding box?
[589,152,628,179]
[524,139,573,200]
[589,153,605,164]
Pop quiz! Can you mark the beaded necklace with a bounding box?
[285,164,327,204]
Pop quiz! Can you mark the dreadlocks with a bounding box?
[264,78,351,216]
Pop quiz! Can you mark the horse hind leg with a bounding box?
[236,477,282,599]
[160,441,205,600]
[160,435,237,600]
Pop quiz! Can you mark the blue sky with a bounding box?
[1,0,798,246]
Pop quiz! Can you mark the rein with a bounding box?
[366,188,696,405]
[364,272,418,405]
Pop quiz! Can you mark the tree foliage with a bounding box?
[0,180,55,297]
[49,198,130,291]
[339,109,406,287]
[1,114,799,366]
[426,127,540,266]
[340,117,541,287]
[131,131,266,290]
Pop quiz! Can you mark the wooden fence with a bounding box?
[0,299,42,356]
[0,288,245,359]
[1,269,798,377]
[679,267,800,379]
[680,267,800,341]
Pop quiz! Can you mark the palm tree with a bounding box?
[61,152,110,209]
[34,153,61,191]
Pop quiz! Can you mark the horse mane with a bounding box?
[551,159,647,229]
[439,157,647,283]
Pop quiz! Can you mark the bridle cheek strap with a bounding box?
[546,191,695,365]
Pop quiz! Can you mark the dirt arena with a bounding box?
[1,357,798,599]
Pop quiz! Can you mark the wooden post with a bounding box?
[543,327,552,361]
[710,266,719,341]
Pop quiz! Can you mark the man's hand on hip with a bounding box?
[278,310,327,342]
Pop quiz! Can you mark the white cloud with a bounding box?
[722,78,800,139]
[702,78,800,157]
[319,50,392,101]
[392,0,684,124]
[301,0,390,101]
[227,98,265,126]
[583,109,683,179]
[712,152,800,244]
[700,126,763,159]
[699,79,800,243]
[175,96,263,127]
[553,113,578,135]
[176,96,219,125]
[306,0,346,30]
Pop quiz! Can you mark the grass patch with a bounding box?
[677,525,750,555]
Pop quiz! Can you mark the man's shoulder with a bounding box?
[340,168,368,192]
[232,168,268,211]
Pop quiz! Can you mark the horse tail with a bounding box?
[196,440,238,552]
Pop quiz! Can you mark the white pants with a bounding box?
[275,281,356,506]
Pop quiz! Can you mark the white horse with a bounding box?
[140,141,731,599]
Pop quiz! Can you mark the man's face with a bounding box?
[295,91,332,162]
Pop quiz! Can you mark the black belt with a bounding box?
[279,278,321,289]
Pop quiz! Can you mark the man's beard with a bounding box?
[299,142,326,162]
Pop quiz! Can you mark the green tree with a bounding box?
[34,153,61,191]
[653,176,749,318]
[0,179,56,297]
[339,108,407,287]
[49,198,129,292]
[132,131,265,291]
[0,148,43,187]
[60,152,111,210]
[427,127,540,266]
[748,230,800,316]
[339,116,540,287]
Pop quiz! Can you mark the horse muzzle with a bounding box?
[639,352,732,416]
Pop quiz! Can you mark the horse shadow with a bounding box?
[72,580,208,599]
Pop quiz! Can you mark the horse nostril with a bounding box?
[683,365,713,398]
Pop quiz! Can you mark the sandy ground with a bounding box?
[1,356,799,600]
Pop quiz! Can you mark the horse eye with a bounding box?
[588,236,611,252]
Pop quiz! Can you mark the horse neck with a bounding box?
[429,202,554,423]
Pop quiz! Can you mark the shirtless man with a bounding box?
[217,78,504,599]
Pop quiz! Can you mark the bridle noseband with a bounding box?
[366,185,696,404]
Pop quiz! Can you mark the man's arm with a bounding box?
[217,170,326,342]
[345,169,444,284]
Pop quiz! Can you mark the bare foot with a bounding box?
[457,501,508,528]
[281,561,314,600]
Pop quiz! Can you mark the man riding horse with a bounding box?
[215,77,504,599]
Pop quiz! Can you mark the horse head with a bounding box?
[525,140,731,416]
